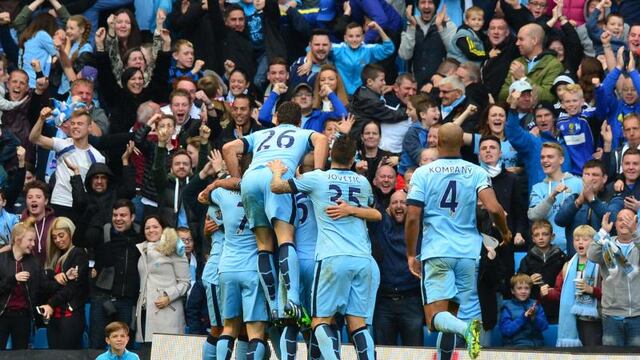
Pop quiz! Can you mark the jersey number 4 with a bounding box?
[257,129,295,151]
[439,180,458,214]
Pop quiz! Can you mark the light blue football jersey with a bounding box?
[211,188,257,272]
[406,157,491,261]
[294,192,317,261]
[290,169,374,260]
[243,124,315,178]
[201,205,225,285]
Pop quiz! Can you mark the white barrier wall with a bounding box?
[150,334,635,360]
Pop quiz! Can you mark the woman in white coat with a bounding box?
[135,215,190,343]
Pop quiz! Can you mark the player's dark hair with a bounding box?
[331,135,357,166]
[310,28,330,41]
[478,135,501,149]
[276,101,302,126]
[112,199,135,215]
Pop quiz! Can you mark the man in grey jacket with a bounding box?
[398,0,453,87]
[589,208,640,346]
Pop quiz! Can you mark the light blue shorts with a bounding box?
[367,260,380,325]
[241,166,296,229]
[421,257,476,305]
[219,271,268,322]
[203,279,223,327]
[311,256,376,319]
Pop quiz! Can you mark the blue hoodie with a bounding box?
[349,0,403,43]
[505,110,573,194]
[0,208,19,246]
[594,68,640,150]
[331,40,394,94]
[500,298,548,348]
[556,107,598,175]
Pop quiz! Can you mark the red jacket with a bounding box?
[541,267,602,305]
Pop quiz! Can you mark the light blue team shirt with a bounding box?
[211,188,257,272]
[243,124,315,178]
[471,134,519,169]
[201,205,225,285]
[294,193,317,261]
[290,169,374,260]
[58,42,93,95]
[21,31,58,88]
[406,157,492,261]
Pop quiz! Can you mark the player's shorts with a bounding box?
[421,257,476,305]
[241,166,296,229]
[203,279,223,327]
[367,260,380,325]
[311,255,375,319]
[278,257,315,317]
[219,271,269,322]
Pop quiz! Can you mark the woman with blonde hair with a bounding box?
[135,215,190,343]
[0,218,42,350]
[38,216,88,349]
[312,64,349,110]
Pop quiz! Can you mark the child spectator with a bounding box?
[398,95,440,175]
[586,0,626,56]
[540,225,602,346]
[331,22,394,95]
[519,219,567,323]
[350,64,406,138]
[448,6,487,66]
[169,40,205,83]
[556,84,598,173]
[96,321,140,360]
[499,273,549,348]
[594,48,640,151]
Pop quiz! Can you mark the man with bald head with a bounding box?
[405,123,511,359]
[499,23,564,103]
[373,165,397,210]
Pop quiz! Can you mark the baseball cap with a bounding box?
[534,101,556,116]
[509,79,533,94]
[293,83,313,95]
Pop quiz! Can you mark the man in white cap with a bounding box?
[509,79,538,130]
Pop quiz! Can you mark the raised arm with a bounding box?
[29,107,54,150]
[221,138,245,178]
[310,132,329,170]
[267,159,294,194]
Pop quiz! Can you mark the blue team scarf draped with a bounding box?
[600,238,638,279]
[557,255,599,347]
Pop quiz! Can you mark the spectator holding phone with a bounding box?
[499,273,549,348]
[38,217,89,349]
[0,217,42,350]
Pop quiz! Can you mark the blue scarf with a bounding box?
[557,255,599,347]
[441,95,466,120]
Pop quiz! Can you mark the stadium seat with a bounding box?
[6,335,11,350]
[32,328,48,349]
[81,332,89,349]
[543,324,558,347]
[422,327,438,347]
[514,252,527,272]
[341,326,350,344]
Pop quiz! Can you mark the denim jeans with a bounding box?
[373,293,424,346]
[89,292,136,349]
[602,315,640,346]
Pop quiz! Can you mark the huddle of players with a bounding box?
[199,100,510,360]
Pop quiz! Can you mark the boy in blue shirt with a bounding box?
[96,322,140,360]
[332,21,394,95]
[499,274,549,348]
[556,84,599,174]
[405,123,511,359]
[267,135,382,360]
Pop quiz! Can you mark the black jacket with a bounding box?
[349,86,407,139]
[0,250,43,317]
[519,245,566,322]
[70,163,136,228]
[481,34,519,99]
[41,247,89,315]
[407,21,447,88]
[88,225,142,300]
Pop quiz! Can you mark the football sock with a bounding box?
[315,323,340,360]
[433,311,467,337]
[436,332,457,360]
[278,243,300,305]
[279,325,298,360]
[202,334,218,360]
[352,326,375,360]
[247,338,267,360]
[257,251,278,313]
[215,335,234,360]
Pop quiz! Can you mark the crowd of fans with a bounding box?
[0,0,639,357]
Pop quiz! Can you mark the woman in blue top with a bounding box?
[57,15,93,97]
[18,13,63,88]
[462,103,521,173]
